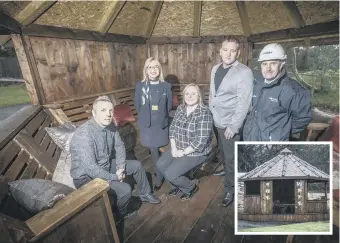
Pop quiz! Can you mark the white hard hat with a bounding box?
[258,43,287,62]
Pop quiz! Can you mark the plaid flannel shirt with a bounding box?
[169,104,213,156]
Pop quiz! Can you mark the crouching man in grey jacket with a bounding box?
[70,96,160,219]
[209,36,253,207]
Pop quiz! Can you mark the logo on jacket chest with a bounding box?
[269,97,278,103]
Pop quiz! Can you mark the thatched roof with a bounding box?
[0,1,338,45]
[239,148,329,182]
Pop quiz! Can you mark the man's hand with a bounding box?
[224,127,235,140]
[116,168,125,182]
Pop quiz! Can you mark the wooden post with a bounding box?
[295,180,306,214]
[11,35,41,105]
[261,180,273,214]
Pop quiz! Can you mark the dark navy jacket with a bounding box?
[134,81,172,129]
[243,71,312,141]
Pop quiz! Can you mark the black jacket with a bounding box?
[134,81,172,129]
[243,71,312,141]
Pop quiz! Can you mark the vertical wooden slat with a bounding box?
[4,150,30,181]
[11,34,39,104]
[0,141,21,175]
[20,160,38,179]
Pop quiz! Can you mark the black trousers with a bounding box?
[73,160,151,217]
[216,127,240,194]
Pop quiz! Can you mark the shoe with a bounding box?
[221,192,234,207]
[213,170,226,176]
[180,185,199,201]
[139,194,161,204]
[168,188,180,196]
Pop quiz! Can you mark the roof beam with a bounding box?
[14,1,56,27]
[193,1,202,36]
[236,1,251,37]
[145,1,163,38]
[248,21,339,43]
[0,12,21,34]
[97,1,126,34]
[21,24,146,44]
[282,1,305,28]
[147,35,247,44]
[0,1,55,46]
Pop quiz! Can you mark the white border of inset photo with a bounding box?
[234,141,333,235]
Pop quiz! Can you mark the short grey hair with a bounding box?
[92,96,112,110]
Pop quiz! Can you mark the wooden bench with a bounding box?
[0,105,120,243]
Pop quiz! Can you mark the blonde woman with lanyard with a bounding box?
[135,57,172,191]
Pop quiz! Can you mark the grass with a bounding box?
[239,221,330,232]
[0,84,31,107]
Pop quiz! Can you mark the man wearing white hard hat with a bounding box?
[243,43,312,141]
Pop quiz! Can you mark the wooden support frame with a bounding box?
[97,1,126,33]
[282,1,305,29]
[236,1,251,37]
[145,1,163,38]
[26,179,120,243]
[0,12,21,34]
[193,1,202,36]
[14,1,56,27]
[147,35,246,44]
[0,1,56,45]
[248,21,339,43]
[21,24,146,44]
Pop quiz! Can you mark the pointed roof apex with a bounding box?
[280,148,292,154]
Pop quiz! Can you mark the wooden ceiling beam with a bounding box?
[21,24,146,44]
[97,1,126,34]
[147,35,247,44]
[236,1,251,37]
[193,1,202,36]
[282,1,305,29]
[145,1,163,38]
[0,12,21,34]
[15,1,56,27]
[248,21,339,43]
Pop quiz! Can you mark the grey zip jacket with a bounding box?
[209,61,254,133]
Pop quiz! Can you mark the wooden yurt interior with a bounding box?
[0,1,339,243]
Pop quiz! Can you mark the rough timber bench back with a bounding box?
[0,105,120,243]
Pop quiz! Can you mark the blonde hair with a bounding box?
[182,83,204,107]
[92,95,112,111]
[142,57,164,82]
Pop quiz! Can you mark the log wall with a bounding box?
[12,34,252,104]
[244,196,261,214]
[12,35,147,104]
[149,42,252,84]
[238,213,330,222]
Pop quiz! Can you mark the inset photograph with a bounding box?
[235,142,332,235]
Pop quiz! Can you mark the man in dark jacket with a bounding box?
[243,43,312,141]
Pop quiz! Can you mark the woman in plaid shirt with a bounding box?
[156,83,214,200]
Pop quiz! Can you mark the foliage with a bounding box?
[238,144,330,174]
[0,84,30,107]
[0,46,16,57]
[239,221,330,232]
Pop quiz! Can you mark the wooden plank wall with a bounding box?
[238,213,329,222]
[306,201,328,213]
[149,42,252,84]
[244,196,261,214]
[13,35,147,104]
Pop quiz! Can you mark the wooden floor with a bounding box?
[116,152,339,243]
